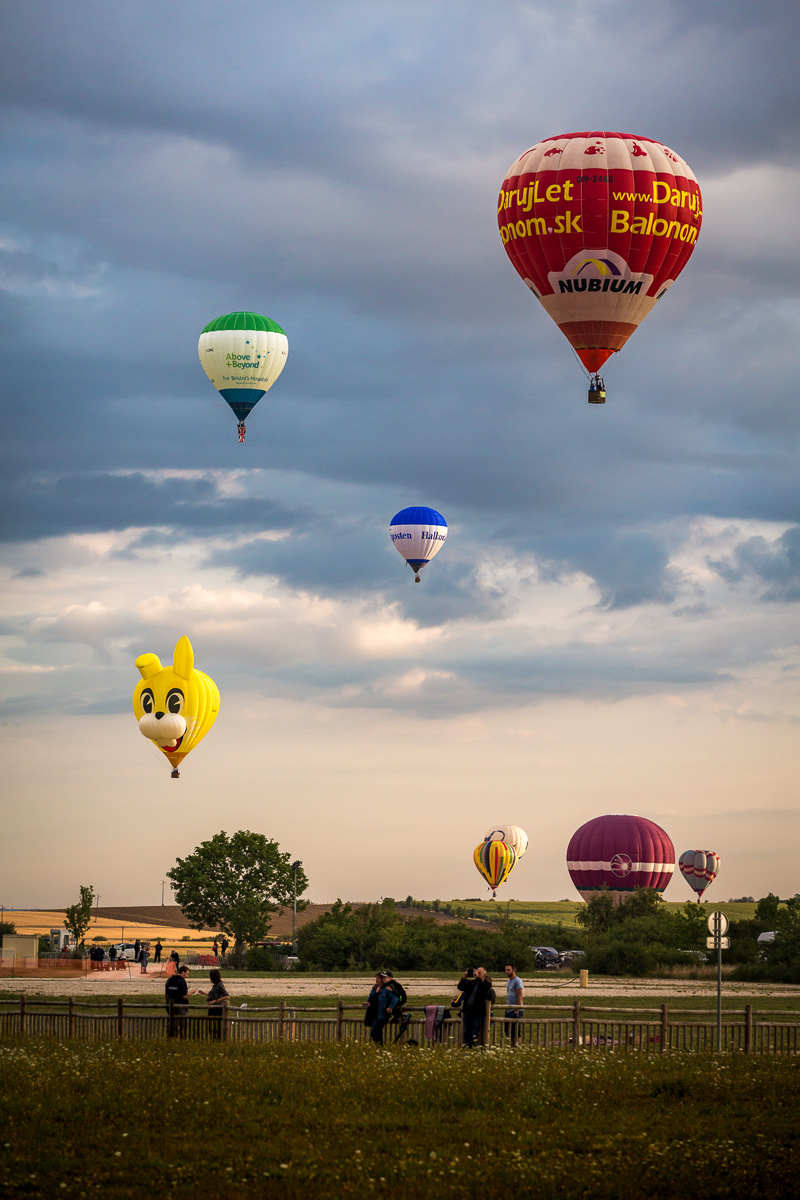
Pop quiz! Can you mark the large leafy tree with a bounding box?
[64,885,95,944]
[167,831,308,962]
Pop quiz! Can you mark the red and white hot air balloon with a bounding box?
[498,131,702,403]
[566,814,675,905]
[679,850,721,902]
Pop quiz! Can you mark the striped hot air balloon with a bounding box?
[474,839,516,899]
[679,850,721,902]
[566,814,674,905]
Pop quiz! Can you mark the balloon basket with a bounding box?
[171,769,180,779]
[588,375,606,404]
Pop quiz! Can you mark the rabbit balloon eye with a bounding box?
[166,689,184,715]
[140,689,154,714]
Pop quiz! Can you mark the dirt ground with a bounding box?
[1,971,797,1001]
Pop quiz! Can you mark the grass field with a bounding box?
[427,899,758,929]
[1,1037,797,1199]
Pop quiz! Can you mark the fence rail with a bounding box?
[0,997,798,1053]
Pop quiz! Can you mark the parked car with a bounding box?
[531,946,561,969]
[111,942,144,961]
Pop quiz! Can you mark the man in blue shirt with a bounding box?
[504,964,524,1047]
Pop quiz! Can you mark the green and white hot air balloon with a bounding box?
[198,311,288,442]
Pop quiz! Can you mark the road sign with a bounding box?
[708,911,729,935]
[707,936,730,949]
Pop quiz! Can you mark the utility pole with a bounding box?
[291,861,301,957]
[161,880,166,906]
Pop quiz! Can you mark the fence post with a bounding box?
[480,1000,492,1047]
[118,998,124,1043]
[19,994,26,1035]
[222,998,230,1044]
[336,999,344,1042]
[660,1004,668,1054]
[68,997,75,1039]
[744,1004,753,1055]
[572,999,581,1050]
[278,999,285,1042]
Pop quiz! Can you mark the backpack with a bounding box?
[387,979,407,1006]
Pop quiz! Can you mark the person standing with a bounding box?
[197,969,229,1040]
[366,974,398,1045]
[134,938,141,964]
[381,970,410,1042]
[212,937,219,959]
[109,944,117,964]
[140,943,150,974]
[504,964,524,1047]
[165,965,194,1038]
[154,939,163,963]
[462,967,495,1048]
[220,936,229,960]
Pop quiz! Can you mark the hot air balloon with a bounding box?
[474,839,516,899]
[132,636,220,779]
[198,311,288,442]
[679,850,721,902]
[483,825,529,860]
[389,506,447,582]
[498,131,702,403]
[566,814,674,905]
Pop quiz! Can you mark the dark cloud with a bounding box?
[0,472,308,544]
[710,525,800,601]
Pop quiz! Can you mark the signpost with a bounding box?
[707,911,730,1051]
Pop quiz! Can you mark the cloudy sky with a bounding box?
[1,0,798,911]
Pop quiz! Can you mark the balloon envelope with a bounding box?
[566,814,675,904]
[198,311,288,424]
[474,839,516,896]
[389,506,447,581]
[679,850,721,899]
[132,636,220,778]
[498,131,702,374]
[483,825,528,860]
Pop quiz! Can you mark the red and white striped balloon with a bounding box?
[679,850,721,901]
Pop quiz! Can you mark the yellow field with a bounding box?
[5,911,218,950]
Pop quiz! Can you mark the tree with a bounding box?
[64,885,95,944]
[576,890,615,937]
[166,830,308,963]
[755,893,781,925]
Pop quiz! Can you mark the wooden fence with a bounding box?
[0,997,798,1053]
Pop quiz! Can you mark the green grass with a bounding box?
[427,899,758,929]
[1,1037,797,1198]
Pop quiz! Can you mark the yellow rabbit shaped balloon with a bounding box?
[132,636,220,778]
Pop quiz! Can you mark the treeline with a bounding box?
[296,899,554,972]
[400,897,489,922]
[576,889,800,981]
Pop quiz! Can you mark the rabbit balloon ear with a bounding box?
[136,653,163,681]
[172,636,194,681]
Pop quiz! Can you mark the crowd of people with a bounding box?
[364,963,525,1048]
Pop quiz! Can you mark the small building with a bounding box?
[0,934,39,964]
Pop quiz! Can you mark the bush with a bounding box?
[585,941,656,976]
[243,946,278,972]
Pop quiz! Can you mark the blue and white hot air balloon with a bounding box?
[389,506,448,583]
